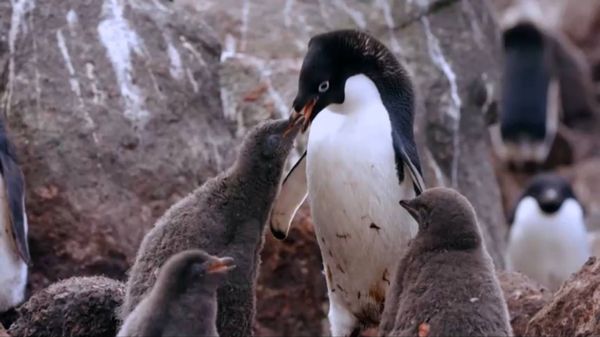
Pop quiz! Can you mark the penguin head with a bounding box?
[400,187,481,251]
[290,29,408,131]
[236,118,300,173]
[519,174,577,215]
[157,250,235,295]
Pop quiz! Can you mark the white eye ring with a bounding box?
[318,81,330,93]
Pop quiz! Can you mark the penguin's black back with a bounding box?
[501,23,550,142]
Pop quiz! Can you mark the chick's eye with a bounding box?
[318,81,329,93]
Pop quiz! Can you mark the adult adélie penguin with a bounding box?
[0,117,31,313]
[270,30,425,336]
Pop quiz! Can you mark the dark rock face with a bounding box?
[498,271,551,336]
[526,257,600,337]
[8,276,124,337]
[0,0,237,289]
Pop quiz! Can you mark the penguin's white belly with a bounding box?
[0,176,27,312]
[307,106,417,318]
[507,197,590,290]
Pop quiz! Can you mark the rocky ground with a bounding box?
[0,0,599,336]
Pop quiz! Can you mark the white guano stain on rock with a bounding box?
[56,29,95,129]
[166,40,184,80]
[240,0,251,51]
[407,0,430,9]
[186,68,199,93]
[421,16,461,186]
[220,34,237,63]
[283,0,294,27]
[97,0,149,124]
[332,0,366,29]
[67,9,78,28]
[375,0,402,54]
[180,36,207,68]
[56,31,81,99]
[86,62,104,105]
[4,0,37,116]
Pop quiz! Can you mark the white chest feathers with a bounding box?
[507,196,590,290]
[0,175,27,312]
[306,74,418,320]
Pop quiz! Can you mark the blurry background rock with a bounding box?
[498,271,551,336]
[0,0,599,336]
[526,257,600,336]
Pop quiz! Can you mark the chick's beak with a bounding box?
[207,257,236,274]
[287,98,317,133]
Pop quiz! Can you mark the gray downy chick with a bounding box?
[121,118,301,337]
[379,187,512,337]
[118,249,234,337]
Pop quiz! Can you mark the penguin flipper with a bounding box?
[269,151,308,240]
[0,150,30,265]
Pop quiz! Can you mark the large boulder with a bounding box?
[526,257,600,336]
[0,0,239,289]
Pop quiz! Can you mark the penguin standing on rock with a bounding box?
[506,173,590,291]
[0,118,30,313]
[118,250,234,337]
[270,30,424,336]
[380,187,512,337]
[121,119,301,337]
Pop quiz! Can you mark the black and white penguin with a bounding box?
[270,30,424,336]
[0,119,30,313]
[492,1,599,167]
[506,173,590,291]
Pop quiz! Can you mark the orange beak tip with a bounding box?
[207,257,236,274]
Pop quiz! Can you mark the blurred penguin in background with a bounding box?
[0,118,30,313]
[506,173,590,291]
[492,0,599,168]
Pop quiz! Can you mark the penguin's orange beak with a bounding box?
[207,257,236,274]
[287,98,317,133]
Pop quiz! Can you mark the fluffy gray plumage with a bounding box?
[8,276,124,337]
[379,187,512,337]
[121,119,300,337]
[117,249,232,337]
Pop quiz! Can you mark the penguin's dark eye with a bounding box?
[189,262,205,276]
[262,135,281,158]
[318,81,329,93]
